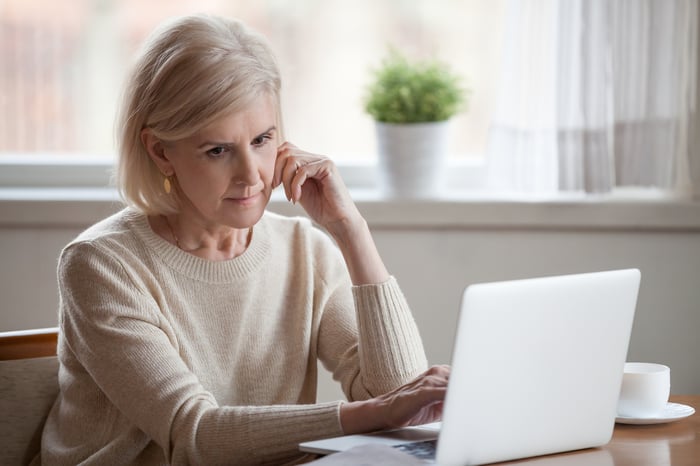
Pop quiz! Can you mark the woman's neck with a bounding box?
[150,214,253,261]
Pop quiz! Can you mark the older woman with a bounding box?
[38,14,448,465]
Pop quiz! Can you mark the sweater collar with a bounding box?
[126,208,272,283]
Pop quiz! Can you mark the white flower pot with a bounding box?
[375,120,451,198]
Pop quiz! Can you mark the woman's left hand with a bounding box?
[274,142,389,285]
[273,142,361,231]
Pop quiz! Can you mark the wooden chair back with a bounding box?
[0,327,58,361]
[0,327,60,465]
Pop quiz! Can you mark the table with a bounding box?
[308,396,699,465]
[491,395,699,465]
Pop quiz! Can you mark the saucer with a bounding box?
[616,402,695,425]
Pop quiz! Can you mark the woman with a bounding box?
[38,14,448,465]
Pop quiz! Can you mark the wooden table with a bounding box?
[494,395,699,465]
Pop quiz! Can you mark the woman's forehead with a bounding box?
[188,98,278,142]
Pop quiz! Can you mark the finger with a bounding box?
[277,151,303,201]
[424,364,451,380]
[284,158,314,203]
[273,143,292,189]
[291,159,331,203]
[412,367,450,388]
[282,159,299,202]
[275,142,338,204]
[275,143,318,201]
[387,388,448,428]
[291,165,305,203]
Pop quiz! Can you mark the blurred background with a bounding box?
[0,0,504,161]
[1,0,699,396]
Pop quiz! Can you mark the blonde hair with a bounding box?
[116,15,282,215]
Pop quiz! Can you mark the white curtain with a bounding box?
[486,0,698,196]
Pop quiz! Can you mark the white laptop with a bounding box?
[300,269,641,465]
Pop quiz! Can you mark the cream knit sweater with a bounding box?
[38,208,427,465]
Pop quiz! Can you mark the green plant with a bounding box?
[364,50,467,124]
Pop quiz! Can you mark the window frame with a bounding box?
[0,154,487,192]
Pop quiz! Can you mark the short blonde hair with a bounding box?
[116,15,282,215]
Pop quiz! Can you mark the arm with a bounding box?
[275,144,451,435]
[274,145,446,433]
[313,251,446,435]
[275,143,428,390]
[325,215,389,286]
[274,142,388,286]
[57,242,344,465]
[316,275,429,398]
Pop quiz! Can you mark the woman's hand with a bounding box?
[273,142,361,233]
[274,142,390,285]
[339,365,451,434]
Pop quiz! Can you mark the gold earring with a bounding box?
[163,176,172,194]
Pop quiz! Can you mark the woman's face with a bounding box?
[163,95,279,229]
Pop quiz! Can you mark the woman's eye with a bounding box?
[206,146,227,157]
[252,134,272,147]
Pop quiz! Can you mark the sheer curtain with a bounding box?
[486,0,698,196]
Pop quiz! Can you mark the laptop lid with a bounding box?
[437,268,639,465]
[301,269,640,466]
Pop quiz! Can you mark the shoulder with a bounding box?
[259,211,349,288]
[260,210,312,233]
[68,207,141,246]
[60,208,147,274]
[260,210,338,253]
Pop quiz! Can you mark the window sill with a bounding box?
[1,187,699,232]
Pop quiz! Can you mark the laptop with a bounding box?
[300,269,640,465]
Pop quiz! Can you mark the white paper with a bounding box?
[306,444,426,465]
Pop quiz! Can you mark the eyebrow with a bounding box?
[197,126,277,149]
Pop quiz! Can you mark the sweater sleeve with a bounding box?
[57,242,344,465]
[318,274,428,401]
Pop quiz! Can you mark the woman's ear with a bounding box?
[141,128,173,175]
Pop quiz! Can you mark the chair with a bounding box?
[0,328,59,466]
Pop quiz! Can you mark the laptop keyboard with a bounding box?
[393,439,437,460]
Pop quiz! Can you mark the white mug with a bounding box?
[617,362,670,418]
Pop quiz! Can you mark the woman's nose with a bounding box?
[232,149,260,185]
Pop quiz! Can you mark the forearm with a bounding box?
[171,402,344,464]
[338,399,386,434]
[350,278,428,397]
[324,214,389,286]
[319,212,427,398]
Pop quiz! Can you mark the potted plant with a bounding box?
[364,50,467,198]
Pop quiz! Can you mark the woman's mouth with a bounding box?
[225,191,262,206]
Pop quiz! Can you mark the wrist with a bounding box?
[324,213,367,246]
[323,212,390,285]
[339,398,387,434]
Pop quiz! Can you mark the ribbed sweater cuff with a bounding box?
[241,401,343,445]
[200,402,344,464]
[352,276,427,389]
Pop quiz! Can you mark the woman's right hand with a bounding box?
[339,365,450,434]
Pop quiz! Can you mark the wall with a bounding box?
[1,194,699,397]
[372,227,700,397]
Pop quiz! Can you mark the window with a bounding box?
[0,0,505,164]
